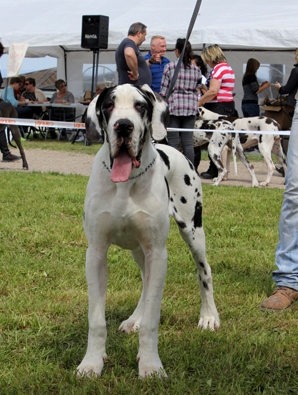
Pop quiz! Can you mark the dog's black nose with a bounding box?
[114,118,134,137]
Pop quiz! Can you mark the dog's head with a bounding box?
[86,84,168,182]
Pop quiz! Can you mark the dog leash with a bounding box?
[165,0,203,101]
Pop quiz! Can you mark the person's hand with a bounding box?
[127,70,139,81]
[19,96,26,102]
[275,81,281,90]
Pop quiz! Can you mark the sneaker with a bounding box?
[260,286,298,311]
[75,135,85,142]
[200,171,217,180]
[2,154,21,162]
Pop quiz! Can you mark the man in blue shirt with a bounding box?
[144,36,170,93]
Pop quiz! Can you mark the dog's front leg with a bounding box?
[137,248,168,379]
[77,246,108,377]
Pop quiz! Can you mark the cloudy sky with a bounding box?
[0,55,57,77]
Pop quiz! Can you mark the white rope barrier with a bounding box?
[167,127,291,136]
[0,117,291,136]
[0,117,85,129]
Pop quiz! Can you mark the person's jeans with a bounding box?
[167,115,195,164]
[241,103,260,117]
[273,101,298,290]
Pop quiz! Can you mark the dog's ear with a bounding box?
[140,85,169,142]
[94,86,116,130]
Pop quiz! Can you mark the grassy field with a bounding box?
[1,143,297,394]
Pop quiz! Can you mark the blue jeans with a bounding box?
[273,101,298,290]
[241,103,260,117]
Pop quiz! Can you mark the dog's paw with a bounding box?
[198,315,220,331]
[76,354,107,378]
[137,353,167,379]
[259,181,269,187]
[119,318,141,334]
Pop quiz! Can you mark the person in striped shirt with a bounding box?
[198,44,236,179]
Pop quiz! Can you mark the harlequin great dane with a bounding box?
[77,84,219,379]
[193,118,259,187]
[197,107,287,186]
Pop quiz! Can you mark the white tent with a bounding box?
[1,0,297,112]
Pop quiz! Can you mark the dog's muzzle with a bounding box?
[110,118,140,183]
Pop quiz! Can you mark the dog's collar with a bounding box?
[102,154,157,180]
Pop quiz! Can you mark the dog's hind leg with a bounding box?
[77,245,109,377]
[272,137,287,175]
[258,141,275,186]
[10,125,29,169]
[235,144,259,187]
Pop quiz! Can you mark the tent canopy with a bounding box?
[1,0,297,54]
[1,0,297,112]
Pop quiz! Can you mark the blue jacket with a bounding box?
[144,51,170,93]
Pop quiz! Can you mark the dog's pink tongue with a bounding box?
[110,151,132,183]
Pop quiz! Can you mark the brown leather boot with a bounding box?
[260,286,298,311]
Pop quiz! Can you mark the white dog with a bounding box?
[194,118,259,187]
[77,84,219,379]
[196,107,287,186]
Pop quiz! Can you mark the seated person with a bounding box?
[1,76,31,136]
[49,79,75,139]
[22,77,47,118]
[50,79,75,120]
[1,76,30,118]
[14,75,26,99]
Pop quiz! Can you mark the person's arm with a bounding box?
[256,81,270,94]
[124,47,139,81]
[4,87,20,107]
[66,91,75,103]
[159,65,170,98]
[198,78,221,107]
[276,68,298,95]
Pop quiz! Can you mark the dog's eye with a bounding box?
[105,102,114,111]
[135,102,146,112]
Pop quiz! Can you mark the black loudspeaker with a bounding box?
[81,15,109,49]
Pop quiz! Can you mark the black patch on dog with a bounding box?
[157,148,170,170]
[184,174,191,186]
[199,261,207,275]
[180,196,187,204]
[164,177,170,199]
[192,201,202,228]
[203,280,209,290]
[239,134,249,144]
[176,220,187,229]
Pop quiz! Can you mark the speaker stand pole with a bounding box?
[91,49,100,99]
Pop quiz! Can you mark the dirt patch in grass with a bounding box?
[1,147,285,189]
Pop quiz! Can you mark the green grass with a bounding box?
[1,146,296,394]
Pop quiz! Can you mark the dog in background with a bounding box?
[77,84,219,379]
[196,107,287,187]
[194,118,259,187]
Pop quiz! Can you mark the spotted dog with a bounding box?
[232,117,287,186]
[194,118,259,187]
[77,84,219,379]
[198,107,287,186]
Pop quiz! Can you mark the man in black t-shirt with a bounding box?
[115,22,152,86]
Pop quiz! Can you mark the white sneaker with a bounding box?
[75,135,85,142]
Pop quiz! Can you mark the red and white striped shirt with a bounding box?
[210,62,235,102]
